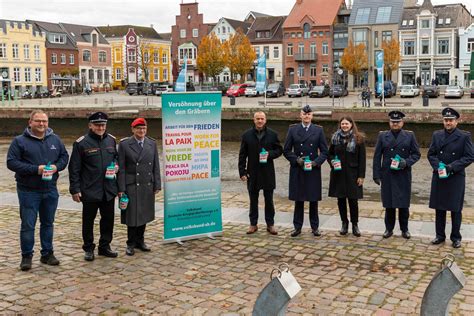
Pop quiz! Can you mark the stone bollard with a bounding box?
[253,263,301,316]
[421,254,466,316]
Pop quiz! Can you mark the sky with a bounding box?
[0,0,472,34]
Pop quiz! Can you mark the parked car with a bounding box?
[422,85,440,98]
[375,81,397,98]
[471,86,474,98]
[142,83,154,95]
[399,85,420,98]
[244,84,260,97]
[444,86,464,98]
[126,82,144,95]
[226,84,248,97]
[154,83,173,96]
[50,87,62,98]
[201,83,230,95]
[266,82,285,97]
[287,84,309,97]
[309,85,330,98]
[329,85,348,97]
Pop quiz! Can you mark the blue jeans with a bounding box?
[18,187,59,257]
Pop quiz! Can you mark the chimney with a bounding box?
[150,24,154,29]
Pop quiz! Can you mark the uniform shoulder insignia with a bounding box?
[120,137,129,142]
[405,130,413,133]
[108,133,116,139]
[146,136,156,141]
[314,124,322,128]
[75,135,85,143]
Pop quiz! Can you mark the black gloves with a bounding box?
[446,164,453,174]
[398,158,407,170]
[373,178,381,185]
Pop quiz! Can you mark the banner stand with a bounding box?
[161,231,223,245]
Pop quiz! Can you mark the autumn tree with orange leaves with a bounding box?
[382,39,401,80]
[223,28,256,82]
[197,33,226,82]
[341,40,368,85]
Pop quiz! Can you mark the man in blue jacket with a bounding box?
[7,110,69,271]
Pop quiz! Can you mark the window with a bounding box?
[374,31,378,47]
[375,7,392,24]
[222,27,226,34]
[421,20,430,28]
[99,51,106,63]
[408,20,414,26]
[297,33,302,38]
[310,64,316,77]
[104,70,109,83]
[404,40,415,55]
[310,43,316,56]
[88,69,94,83]
[180,29,186,38]
[153,51,159,63]
[273,46,279,59]
[23,44,30,59]
[24,68,31,82]
[322,42,328,55]
[322,64,329,73]
[92,34,97,46]
[263,46,269,59]
[298,43,304,55]
[162,52,168,64]
[438,39,449,55]
[128,49,136,62]
[153,68,159,81]
[421,39,429,54]
[13,67,20,82]
[83,50,91,62]
[179,48,196,60]
[144,51,149,63]
[353,29,367,47]
[34,45,40,60]
[265,31,270,38]
[382,31,392,42]
[333,51,343,63]
[115,68,122,80]
[468,38,474,52]
[60,53,66,64]
[0,43,6,58]
[303,23,311,39]
[51,53,57,64]
[438,18,443,25]
[445,18,451,24]
[402,20,407,26]
[355,8,371,24]
[114,48,121,63]
[69,53,74,65]
[163,68,168,81]
[256,32,261,38]
[319,31,323,37]
[193,29,198,37]
[254,46,260,58]
[298,64,304,77]
[435,69,449,85]
[12,44,19,58]
[287,43,293,56]
[291,32,295,38]
[97,70,103,83]
[49,34,66,44]
[35,68,42,82]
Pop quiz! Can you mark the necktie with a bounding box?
[139,141,143,148]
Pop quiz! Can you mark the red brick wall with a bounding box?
[46,48,79,89]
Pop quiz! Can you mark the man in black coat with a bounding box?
[284,105,329,237]
[373,111,421,239]
[428,107,474,248]
[239,111,283,235]
[69,112,119,261]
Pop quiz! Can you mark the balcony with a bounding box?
[293,53,318,62]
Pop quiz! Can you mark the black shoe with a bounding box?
[40,252,60,266]
[352,224,361,237]
[312,229,321,237]
[431,237,445,245]
[383,230,393,238]
[84,250,95,261]
[126,246,135,256]
[98,248,118,258]
[20,256,32,271]
[290,229,301,237]
[339,222,348,235]
[135,242,151,252]
[452,240,462,248]
[401,231,411,239]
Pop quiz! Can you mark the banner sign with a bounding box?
[175,54,187,92]
[376,51,384,95]
[161,92,222,242]
[256,53,266,93]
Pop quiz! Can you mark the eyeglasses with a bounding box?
[32,120,48,123]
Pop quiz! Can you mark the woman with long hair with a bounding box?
[328,116,366,237]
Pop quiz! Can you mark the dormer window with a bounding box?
[49,34,66,44]
[438,18,443,24]
[257,31,261,38]
[265,31,270,38]
[409,20,414,26]
[92,33,97,46]
[402,20,407,26]
[445,18,451,24]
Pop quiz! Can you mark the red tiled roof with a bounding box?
[283,0,344,28]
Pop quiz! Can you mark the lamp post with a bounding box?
[332,62,340,108]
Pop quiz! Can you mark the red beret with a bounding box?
[131,118,147,127]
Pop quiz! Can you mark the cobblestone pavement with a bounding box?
[1,205,474,315]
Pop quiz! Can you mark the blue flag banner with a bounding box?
[255,53,266,93]
[376,51,384,95]
[175,54,187,92]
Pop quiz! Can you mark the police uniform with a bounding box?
[428,108,474,248]
[283,105,329,236]
[68,112,118,259]
[373,111,421,238]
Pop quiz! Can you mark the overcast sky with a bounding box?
[0,0,472,34]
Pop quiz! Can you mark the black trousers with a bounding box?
[127,224,146,247]
[293,201,318,230]
[249,189,275,226]
[82,199,115,252]
[435,209,462,242]
[338,198,359,224]
[385,208,409,232]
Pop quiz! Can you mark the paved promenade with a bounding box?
[1,192,474,315]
